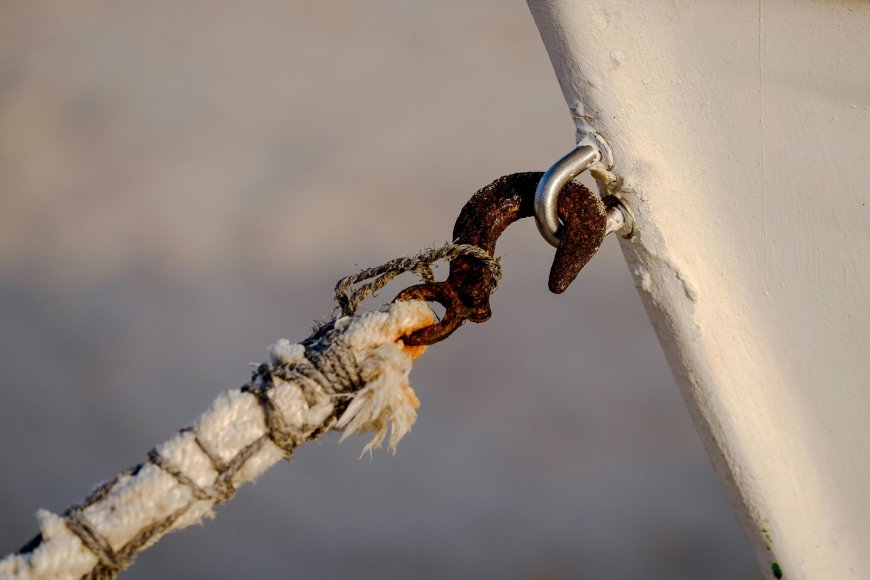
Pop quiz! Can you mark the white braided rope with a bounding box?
[0,301,435,580]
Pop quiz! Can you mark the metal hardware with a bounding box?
[396,172,607,346]
[534,145,601,247]
[605,196,635,238]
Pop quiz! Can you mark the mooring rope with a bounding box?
[0,244,501,580]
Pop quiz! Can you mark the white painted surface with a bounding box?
[528,1,870,578]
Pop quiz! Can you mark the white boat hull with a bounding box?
[529,1,870,577]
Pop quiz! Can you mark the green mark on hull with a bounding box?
[771,562,783,578]
[760,527,773,551]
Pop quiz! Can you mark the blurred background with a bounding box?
[0,1,760,578]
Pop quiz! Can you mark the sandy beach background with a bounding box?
[0,2,759,578]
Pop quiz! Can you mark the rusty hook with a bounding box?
[396,172,607,346]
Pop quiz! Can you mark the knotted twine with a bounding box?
[334,242,501,317]
[0,244,500,580]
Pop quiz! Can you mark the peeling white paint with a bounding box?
[529,1,870,578]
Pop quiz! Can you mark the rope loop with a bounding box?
[334,243,501,317]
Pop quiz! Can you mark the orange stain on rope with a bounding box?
[399,308,436,360]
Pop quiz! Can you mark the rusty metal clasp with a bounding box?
[396,172,608,346]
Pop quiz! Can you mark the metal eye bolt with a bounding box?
[534,145,602,247]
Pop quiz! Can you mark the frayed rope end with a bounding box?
[335,341,421,456]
